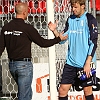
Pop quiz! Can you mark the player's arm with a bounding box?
[48,20,69,40]
[84,15,98,78]
[87,14,98,58]
[84,56,92,78]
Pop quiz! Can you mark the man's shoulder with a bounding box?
[86,13,95,20]
[3,19,13,27]
[69,13,95,20]
[2,22,9,29]
[86,13,97,27]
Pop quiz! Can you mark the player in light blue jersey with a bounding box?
[48,0,98,100]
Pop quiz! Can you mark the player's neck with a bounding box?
[77,10,85,18]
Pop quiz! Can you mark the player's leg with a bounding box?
[82,74,96,100]
[59,84,71,100]
[58,64,77,100]
[83,86,94,100]
[77,66,97,100]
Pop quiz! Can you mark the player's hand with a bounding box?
[84,62,91,78]
[48,20,58,32]
[59,31,68,41]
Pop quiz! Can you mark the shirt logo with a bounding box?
[81,20,84,26]
[4,31,22,36]
[92,24,98,34]
[70,29,83,34]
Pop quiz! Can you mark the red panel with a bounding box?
[42,0,46,13]
[55,1,59,12]
[28,0,46,14]
[37,0,46,13]
[0,0,21,14]
[37,1,43,13]
[9,1,20,13]
[96,0,100,10]
[1,0,99,15]
[60,0,68,12]
[90,0,100,11]
[0,0,74,14]
[28,0,36,13]
[0,6,2,14]
[0,0,8,14]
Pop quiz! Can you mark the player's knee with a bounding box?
[59,87,66,96]
[83,86,93,96]
[59,86,68,96]
[59,87,65,96]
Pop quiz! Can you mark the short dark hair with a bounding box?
[70,0,86,5]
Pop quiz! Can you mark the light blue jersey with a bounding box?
[60,12,98,68]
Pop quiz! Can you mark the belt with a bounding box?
[9,58,31,62]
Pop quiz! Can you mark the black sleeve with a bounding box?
[64,19,69,33]
[86,13,98,57]
[0,27,5,56]
[63,15,72,33]
[27,26,61,47]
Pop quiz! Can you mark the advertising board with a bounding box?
[32,61,100,100]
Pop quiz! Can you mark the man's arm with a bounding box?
[0,28,5,56]
[84,56,92,78]
[27,25,68,47]
[84,14,98,78]
[48,20,60,37]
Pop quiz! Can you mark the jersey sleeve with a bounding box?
[87,14,98,57]
[64,18,69,33]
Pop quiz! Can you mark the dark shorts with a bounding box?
[60,64,97,88]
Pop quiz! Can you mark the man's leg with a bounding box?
[15,61,33,100]
[83,86,94,100]
[9,61,33,100]
[58,84,71,100]
[82,73,97,100]
[58,64,77,100]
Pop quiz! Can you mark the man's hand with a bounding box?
[59,31,68,41]
[48,20,59,37]
[48,20,58,32]
[84,56,92,78]
[48,20,68,41]
[84,62,91,78]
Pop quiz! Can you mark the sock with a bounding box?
[85,94,94,100]
[59,95,68,100]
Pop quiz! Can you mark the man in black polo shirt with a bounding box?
[0,2,67,100]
